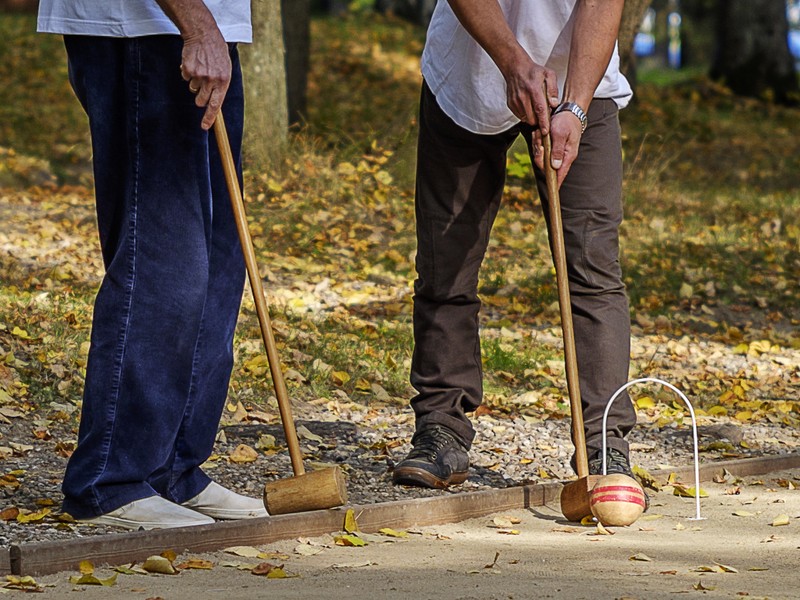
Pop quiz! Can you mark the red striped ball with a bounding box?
[590,473,646,526]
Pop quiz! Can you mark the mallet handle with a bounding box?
[542,133,589,479]
[214,112,305,477]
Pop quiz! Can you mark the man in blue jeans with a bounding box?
[37,0,267,529]
[393,0,639,489]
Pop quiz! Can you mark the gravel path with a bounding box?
[3,388,799,547]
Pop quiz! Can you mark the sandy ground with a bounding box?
[15,469,800,600]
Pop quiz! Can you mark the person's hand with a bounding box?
[502,53,559,134]
[179,30,231,130]
[531,110,583,187]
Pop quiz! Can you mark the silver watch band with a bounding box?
[553,102,588,133]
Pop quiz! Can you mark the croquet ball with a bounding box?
[590,473,646,526]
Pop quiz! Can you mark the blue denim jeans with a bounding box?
[61,35,246,518]
[411,83,635,461]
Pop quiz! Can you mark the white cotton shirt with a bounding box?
[421,0,632,134]
[37,0,252,43]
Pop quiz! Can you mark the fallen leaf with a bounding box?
[715,562,738,573]
[771,514,790,527]
[68,573,118,586]
[344,508,359,533]
[294,544,324,556]
[142,556,176,575]
[224,546,263,558]
[228,444,259,463]
[378,528,408,538]
[693,581,716,591]
[629,553,653,562]
[174,559,214,570]
[251,562,296,578]
[331,561,375,569]
[484,551,500,569]
[334,534,366,547]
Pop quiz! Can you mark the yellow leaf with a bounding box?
[11,327,31,339]
[68,573,118,586]
[334,534,366,547]
[693,581,715,591]
[175,558,214,571]
[142,555,176,575]
[629,553,653,562]
[594,522,613,536]
[734,410,753,422]
[732,343,749,355]
[748,340,771,355]
[771,514,790,527]
[229,444,259,463]
[707,405,728,417]
[715,562,739,573]
[242,355,268,376]
[635,396,655,409]
[331,371,351,386]
[733,510,756,517]
[225,546,263,558]
[251,562,296,578]
[673,484,708,498]
[344,508,359,533]
[378,528,408,538]
[78,560,94,575]
[16,508,51,523]
[580,515,596,526]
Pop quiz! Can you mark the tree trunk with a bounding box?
[240,0,289,169]
[710,0,798,104]
[617,0,653,83]
[281,0,311,125]
[0,0,38,11]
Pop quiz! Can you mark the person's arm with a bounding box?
[156,0,231,130]
[545,0,625,185]
[446,0,559,134]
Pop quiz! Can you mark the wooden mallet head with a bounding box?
[264,466,348,515]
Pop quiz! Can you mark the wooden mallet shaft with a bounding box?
[541,133,598,521]
[214,112,347,515]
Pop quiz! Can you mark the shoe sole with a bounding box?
[185,507,269,520]
[82,514,214,530]
[392,466,468,489]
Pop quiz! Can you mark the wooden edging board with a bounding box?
[9,482,561,577]
[0,548,10,577]
[7,451,800,577]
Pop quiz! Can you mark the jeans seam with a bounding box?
[89,39,141,513]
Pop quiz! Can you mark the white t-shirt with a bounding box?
[421,0,632,134]
[37,0,252,43]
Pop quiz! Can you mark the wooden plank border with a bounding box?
[9,452,800,576]
[0,547,10,577]
[649,452,800,482]
[10,482,561,576]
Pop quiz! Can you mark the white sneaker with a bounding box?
[83,496,214,530]
[181,481,268,519]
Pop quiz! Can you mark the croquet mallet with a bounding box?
[214,112,348,515]
[540,132,600,522]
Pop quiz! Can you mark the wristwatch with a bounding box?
[553,102,588,134]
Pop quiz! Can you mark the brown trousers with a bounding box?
[410,82,636,460]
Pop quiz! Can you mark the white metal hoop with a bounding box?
[601,377,704,520]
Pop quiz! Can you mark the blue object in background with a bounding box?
[634,32,656,57]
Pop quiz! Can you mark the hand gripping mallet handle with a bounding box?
[214,113,347,515]
[542,133,589,480]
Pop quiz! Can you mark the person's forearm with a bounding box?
[155,0,219,40]
[446,0,528,79]
[561,0,625,111]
